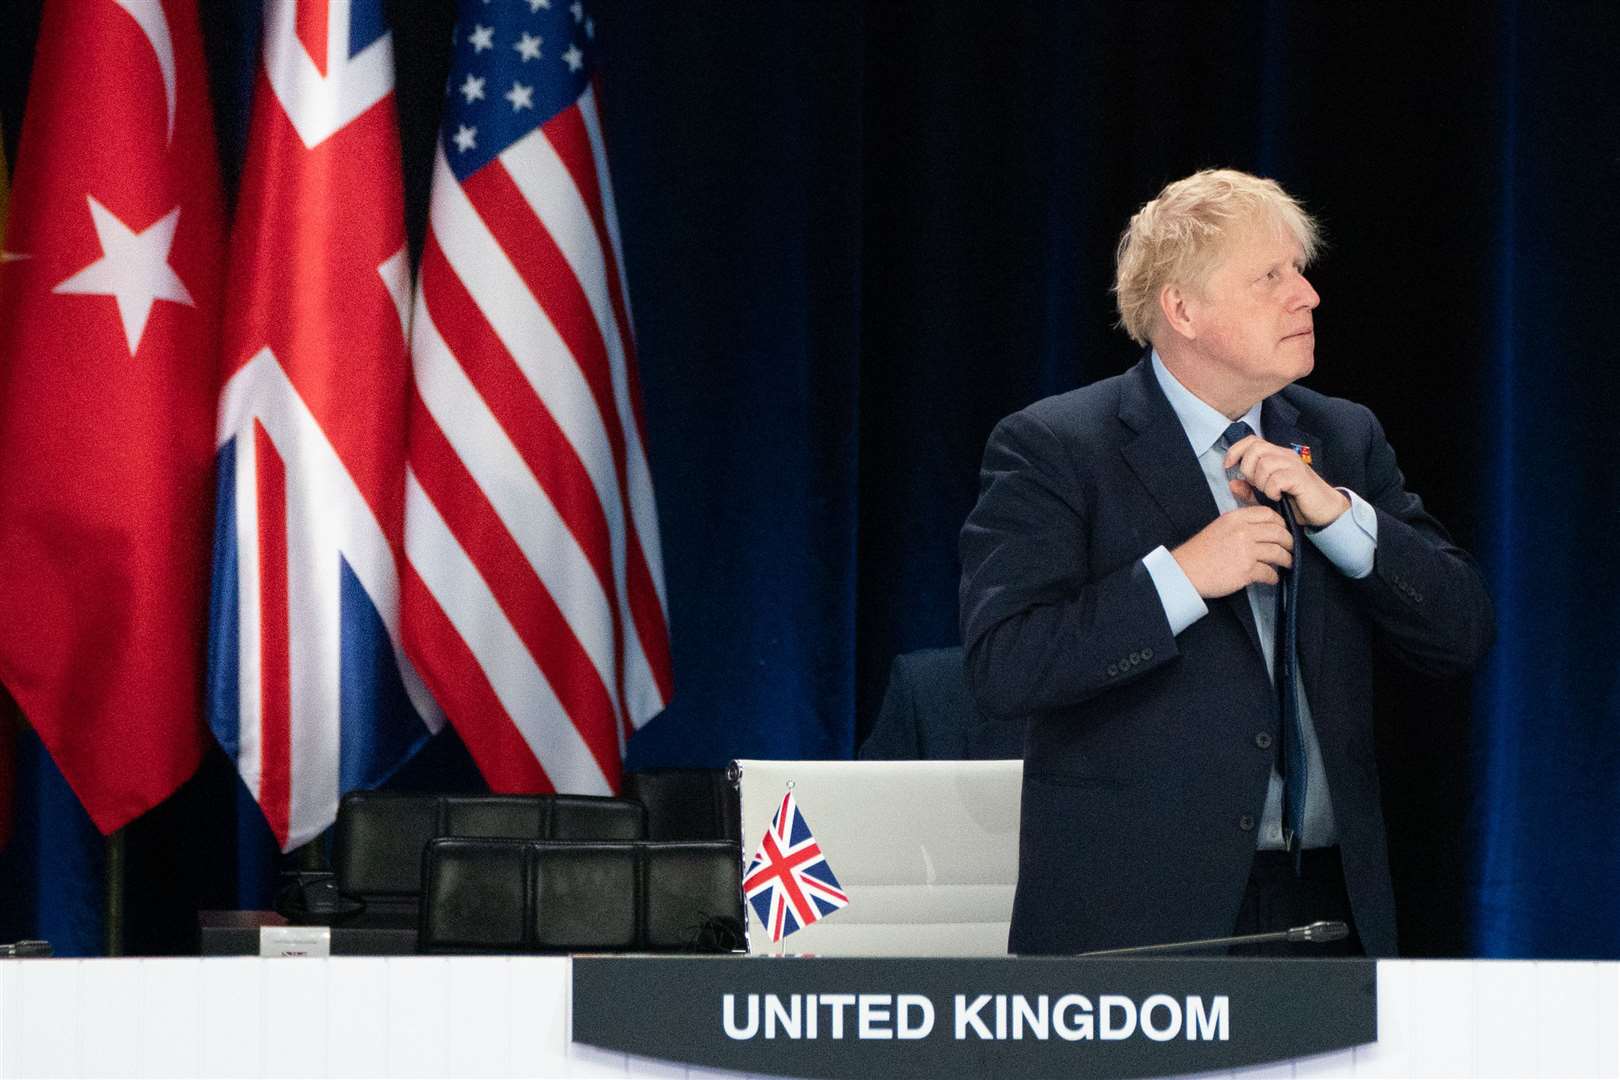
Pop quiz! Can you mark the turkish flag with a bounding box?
[0,122,11,853]
[0,0,224,833]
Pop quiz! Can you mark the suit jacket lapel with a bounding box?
[1261,392,1325,701]
[1118,358,1266,661]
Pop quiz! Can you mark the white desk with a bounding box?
[2,957,1617,1078]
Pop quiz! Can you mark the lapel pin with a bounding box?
[1291,443,1313,465]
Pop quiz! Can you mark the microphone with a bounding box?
[1286,920,1347,944]
[0,940,54,958]
[1077,920,1349,957]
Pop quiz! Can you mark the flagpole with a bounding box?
[291,836,325,873]
[103,827,125,957]
[778,780,794,958]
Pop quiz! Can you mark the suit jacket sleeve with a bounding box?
[1344,403,1495,675]
[959,407,1179,721]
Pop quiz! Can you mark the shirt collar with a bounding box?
[1150,350,1264,457]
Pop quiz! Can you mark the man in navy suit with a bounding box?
[959,169,1492,956]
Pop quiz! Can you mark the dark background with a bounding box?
[1,1,1615,959]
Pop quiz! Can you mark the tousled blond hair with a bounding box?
[1113,169,1321,346]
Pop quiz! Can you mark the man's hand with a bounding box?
[1223,435,1350,527]
[1171,505,1294,598]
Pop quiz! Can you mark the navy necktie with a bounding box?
[1221,421,1307,856]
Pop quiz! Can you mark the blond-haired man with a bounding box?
[960,169,1492,956]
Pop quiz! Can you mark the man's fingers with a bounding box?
[1226,440,1261,474]
[1237,505,1285,527]
[1241,518,1292,548]
[1248,452,1296,496]
[1258,527,1293,551]
[1256,542,1293,568]
[1229,476,1257,506]
[1251,563,1281,586]
[1221,435,1259,469]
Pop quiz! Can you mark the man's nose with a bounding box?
[1293,273,1321,310]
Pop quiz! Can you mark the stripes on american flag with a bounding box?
[403,0,671,796]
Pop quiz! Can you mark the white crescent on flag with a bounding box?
[111,0,177,144]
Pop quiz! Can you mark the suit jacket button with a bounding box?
[1128,651,1141,664]
[1238,814,1256,831]
[1106,665,1118,677]
[1254,732,1273,749]
[1142,647,1153,660]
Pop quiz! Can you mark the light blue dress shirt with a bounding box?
[1139,352,1378,849]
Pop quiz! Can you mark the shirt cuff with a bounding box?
[1142,545,1208,636]
[1306,488,1378,579]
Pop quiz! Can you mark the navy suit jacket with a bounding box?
[959,358,1493,956]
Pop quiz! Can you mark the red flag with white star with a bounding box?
[0,0,223,833]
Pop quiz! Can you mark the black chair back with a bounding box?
[419,838,744,954]
[332,792,647,924]
[622,768,740,841]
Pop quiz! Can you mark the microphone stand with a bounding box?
[1077,920,1348,957]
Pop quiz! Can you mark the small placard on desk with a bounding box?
[259,926,332,958]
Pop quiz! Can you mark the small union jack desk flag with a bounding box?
[744,789,850,943]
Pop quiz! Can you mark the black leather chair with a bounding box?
[857,645,1024,760]
[622,768,740,841]
[331,792,647,926]
[418,838,744,954]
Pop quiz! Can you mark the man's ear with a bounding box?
[1159,284,1197,341]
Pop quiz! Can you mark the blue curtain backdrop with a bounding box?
[0,1,1614,959]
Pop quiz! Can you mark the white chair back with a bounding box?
[733,758,1022,956]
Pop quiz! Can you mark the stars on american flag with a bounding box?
[440,0,596,181]
[504,82,534,111]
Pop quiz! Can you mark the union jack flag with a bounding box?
[402,0,671,796]
[744,791,850,943]
[208,1,441,852]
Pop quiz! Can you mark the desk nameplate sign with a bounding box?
[257,926,331,958]
[573,955,1376,1079]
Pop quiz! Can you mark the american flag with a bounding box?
[744,791,850,943]
[209,1,441,852]
[403,0,671,795]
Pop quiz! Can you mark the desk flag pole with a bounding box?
[744,780,850,954]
